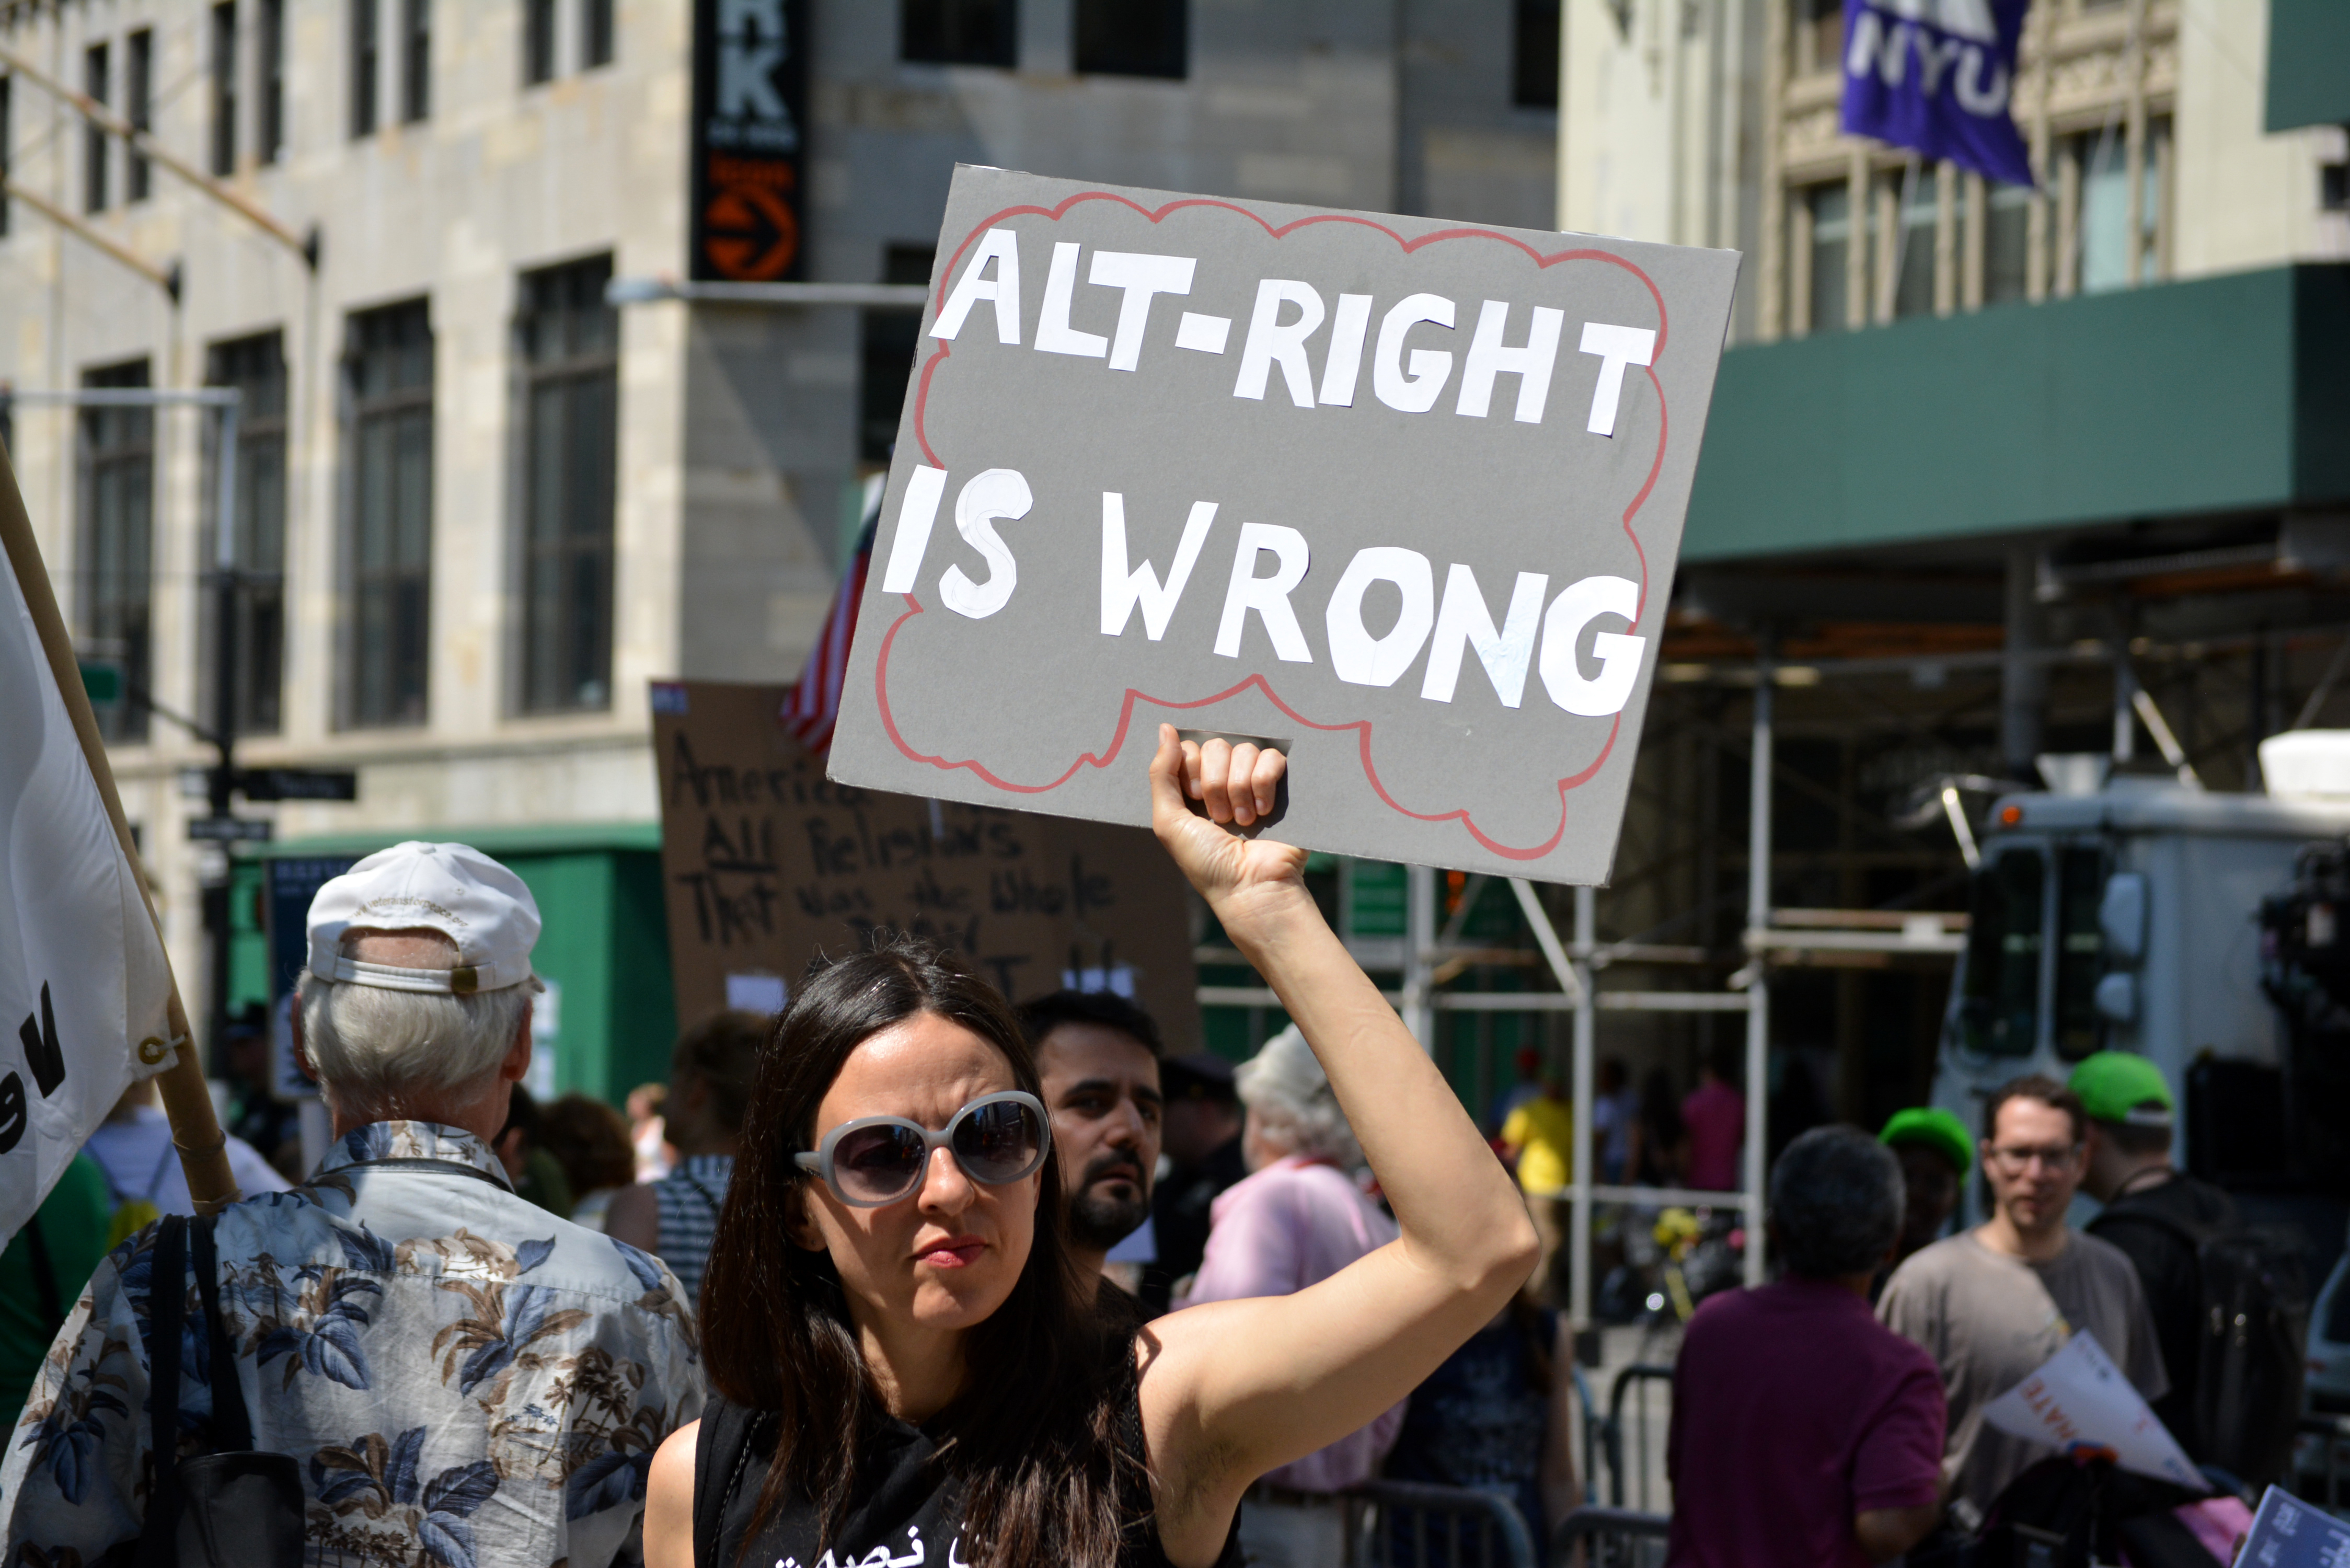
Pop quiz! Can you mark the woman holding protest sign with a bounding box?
[642,726,1537,1568]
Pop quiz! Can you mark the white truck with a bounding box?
[1930,734,2350,1220]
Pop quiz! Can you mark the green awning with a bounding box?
[252,820,662,858]
[1681,264,2350,563]
[2266,0,2350,133]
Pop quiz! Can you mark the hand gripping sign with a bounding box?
[830,167,1740,882]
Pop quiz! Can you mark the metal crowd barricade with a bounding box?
[1603,1365,1676,1513]
[1554,1505,1671,1568]
[2303,1414,2350,1513]
[1341,1479,1538,1568]
[1569,1364,1602,1502]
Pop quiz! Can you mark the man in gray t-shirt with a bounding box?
[1877,1076,2167,1524]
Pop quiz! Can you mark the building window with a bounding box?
[2137,117,2170,285]
[128,30,155,199]
[903,0,1018,67]
[79,360,153,745]
[1075,0,1184,78]
[1791,0,1842,76]
[524,0,557,85]
[343,301,433,728]
[259,0,286,160]
[207,332,289,736]
[583,0,614,67]
[1806,181,1849,335]
[208,8,236,177]
[1513,0,1560,109]
[2072,130,2129,293]
[401,0,430,120]
[1889,170,1935,319]
[860,244,936,463]
[84,44,108,213]
[516,257,618,713]
[351,0,379,137]
[1983,180,2030,304]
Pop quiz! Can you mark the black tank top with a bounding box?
[689,1377,1246,1568]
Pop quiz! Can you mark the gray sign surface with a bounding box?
[830,166,1739,883]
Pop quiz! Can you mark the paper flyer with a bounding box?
[1978,1331,2207,1491]
[2238,1485,2350,1567]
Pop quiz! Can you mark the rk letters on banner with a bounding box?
[653,681,1201,1042]
[828,167,1740,882]
[688,0,808,282]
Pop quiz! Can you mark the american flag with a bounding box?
[780,495,880,757]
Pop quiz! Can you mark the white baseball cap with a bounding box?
[307,841,541,996]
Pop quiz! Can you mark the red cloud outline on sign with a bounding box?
[872,191,1671,862]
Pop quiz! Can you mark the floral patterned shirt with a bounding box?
[2,1121,705,1568]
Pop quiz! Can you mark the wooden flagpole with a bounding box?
[0,434,240,1211]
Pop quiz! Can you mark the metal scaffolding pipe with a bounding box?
[1570,884,1596,1328]
[1743,636,1773,1285]
[0,43,314,265]
[1,179,176,294]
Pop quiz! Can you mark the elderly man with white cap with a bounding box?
[3,842,706,1567]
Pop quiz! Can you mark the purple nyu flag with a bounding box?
[1841,0,2034,187]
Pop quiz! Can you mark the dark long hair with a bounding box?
[698,939,1136,1568]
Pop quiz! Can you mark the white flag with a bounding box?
[0,541,177,1240]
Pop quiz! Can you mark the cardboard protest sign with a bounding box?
[1980,1331,2207,1490]
[827,166,1740,882]
[653,680,1201,1042]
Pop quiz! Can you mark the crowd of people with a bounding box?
[0,733,2299,1568]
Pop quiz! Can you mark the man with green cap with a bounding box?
[1877,1108,1973,1276]
[2069,1050,2237,1467]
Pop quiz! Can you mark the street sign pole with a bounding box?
[206,398,240,1083]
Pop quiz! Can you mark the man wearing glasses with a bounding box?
[1876,1076,2167,1530]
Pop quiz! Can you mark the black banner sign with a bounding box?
[688,0,809,282]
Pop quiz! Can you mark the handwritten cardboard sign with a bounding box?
[652,680,1201,1044]
[827,166,1740,882]
[1980,1331,2206,1490]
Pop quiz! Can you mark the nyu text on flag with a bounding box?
[1841,0,2035,189]
[0,541,177,1239]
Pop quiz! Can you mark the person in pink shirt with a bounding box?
[1183,1023,1405,1568]
[1680,1043,1746,1192]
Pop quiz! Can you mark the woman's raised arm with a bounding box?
[1136,725,1539,1566]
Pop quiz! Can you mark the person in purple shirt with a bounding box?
[1666,1126,1946,1567]
[1679,1043,1746,1191]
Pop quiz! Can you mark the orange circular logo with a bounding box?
[703,183,800,281]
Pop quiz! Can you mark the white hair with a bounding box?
[1234,1025,1363,1167]
[296,932,533,1120]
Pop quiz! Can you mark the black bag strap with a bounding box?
[140,1216,190,1568]
[2086,1198,2219,1252]
[692,1396,764,1568]
[190,1216,254,1452]
[25,1210,61,1324]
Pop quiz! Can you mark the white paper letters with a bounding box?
[939,468,1033,620]
[1538,574,1646,715]
[1101,494,1217,640]
[931,228,1023,345]
[1215,523,1315,661]
[1327,547,1436,687]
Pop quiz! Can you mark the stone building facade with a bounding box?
[0,0,1560,1081]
